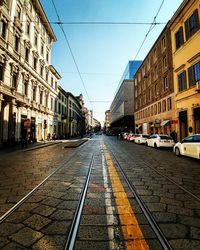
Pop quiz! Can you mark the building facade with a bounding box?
[0,0,59,145]
[104,109,111,132]
[134,25,175,135]
[170,0,200,140]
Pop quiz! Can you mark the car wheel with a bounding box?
[154,143,157,148]
[175,147,180,156]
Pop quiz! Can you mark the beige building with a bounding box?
[104,109,111,132]
[134,24,175,135]
[0,0,60,145]
[170,0,200,140]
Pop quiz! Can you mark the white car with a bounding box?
[134,134,149,144]
[146,134,175,148]
[173,134,200,159]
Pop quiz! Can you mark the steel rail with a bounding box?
[64,153,94,250]
[0,141,89,224]
[108,149,173,250]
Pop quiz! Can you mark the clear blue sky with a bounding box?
[41,0,183,125]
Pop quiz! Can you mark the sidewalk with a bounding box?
[0,137,89,155]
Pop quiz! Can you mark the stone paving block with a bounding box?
[50,209,74,221]
[145,202,167,212]
[33,204,56,217]
[1,242,27,249]
[61,192,80,201]
[75,240,110,250]
[57,200,78,210]
[80,215,108,225]
[160,223,188,238]
[84,198,106,207]
[32,235,66,250]
[167,205,194,216]
[140,195,160,203]
[77,225,110,241]
[41,197,62,207]
[27,195,46,203]
[42,221,71,235]
[0,237,10,248]
[24,214,51,230]
[83,205,106,215]
[0,223,24,237]
[178,215,200,227]
[9,227,43,247]
[169,239,200,250]
[190,227,200,239]
[153,212,177,223]
[184,201,200,209]
[6,212,31,223]
[17,202,39,212]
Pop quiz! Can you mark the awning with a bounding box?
[161,120,170,126]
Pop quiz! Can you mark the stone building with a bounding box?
[134,24,175,135]
[0,0,60,146]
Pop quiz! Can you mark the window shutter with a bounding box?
[188,66,195,87]
[184,19,190,40]
[182,70,187,90]
[179,26,184,45]
[194,9,200,29]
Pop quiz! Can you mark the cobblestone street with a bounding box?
[0,135,200,249]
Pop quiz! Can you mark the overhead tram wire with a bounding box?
[50,0,93,110]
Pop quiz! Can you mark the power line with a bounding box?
[51,0,93,110]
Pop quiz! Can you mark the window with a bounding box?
[164,76,168,91]
[12,72,17,88]
[55,81,57,90]
[178,71,187,92]
[158,102,161,113]
[167,97,172,110]
[26,20,30,35]
[25,47,29,62]
[188,61,200,87]
[154,104,157,115]
[41,43,44,55]
[163,56,167,70]
[40,65,44,77]
[33,87,36,101]
[51,77,53,87]
[40,92,43,104]
[45,94,48,107]
[51,97,53,110]
[24,81,28,96]
[0,19,7,39]
[162,100,166,112]
[14,34,19,52]
[46,51,49,62]
[175,27,184,50]
[0,63,4,81]
[16,5,21,20]
[34,32,38,47]
[46,71,48,82]
[155,83,159,96]
[33,57,37,70]
[161,36,166,50]
[185,9,200,40]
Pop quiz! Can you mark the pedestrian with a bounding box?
[47,133,51,141]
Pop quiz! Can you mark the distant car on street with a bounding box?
[173,134,200,159]
[126,133,135,142]
[134,134,149,144]
[146,134,175,148]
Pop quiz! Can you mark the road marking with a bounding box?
[103,145,149,250]
[101,147,116,250]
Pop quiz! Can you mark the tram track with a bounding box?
[0,140,90,224]
[103,145,173,250]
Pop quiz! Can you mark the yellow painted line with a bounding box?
[103,145,149,250]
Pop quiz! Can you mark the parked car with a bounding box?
[122,132,129,140]
[146,134,175,148]
[134,134,149,144]
[126,133,135,142]
[173,134,200,159]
